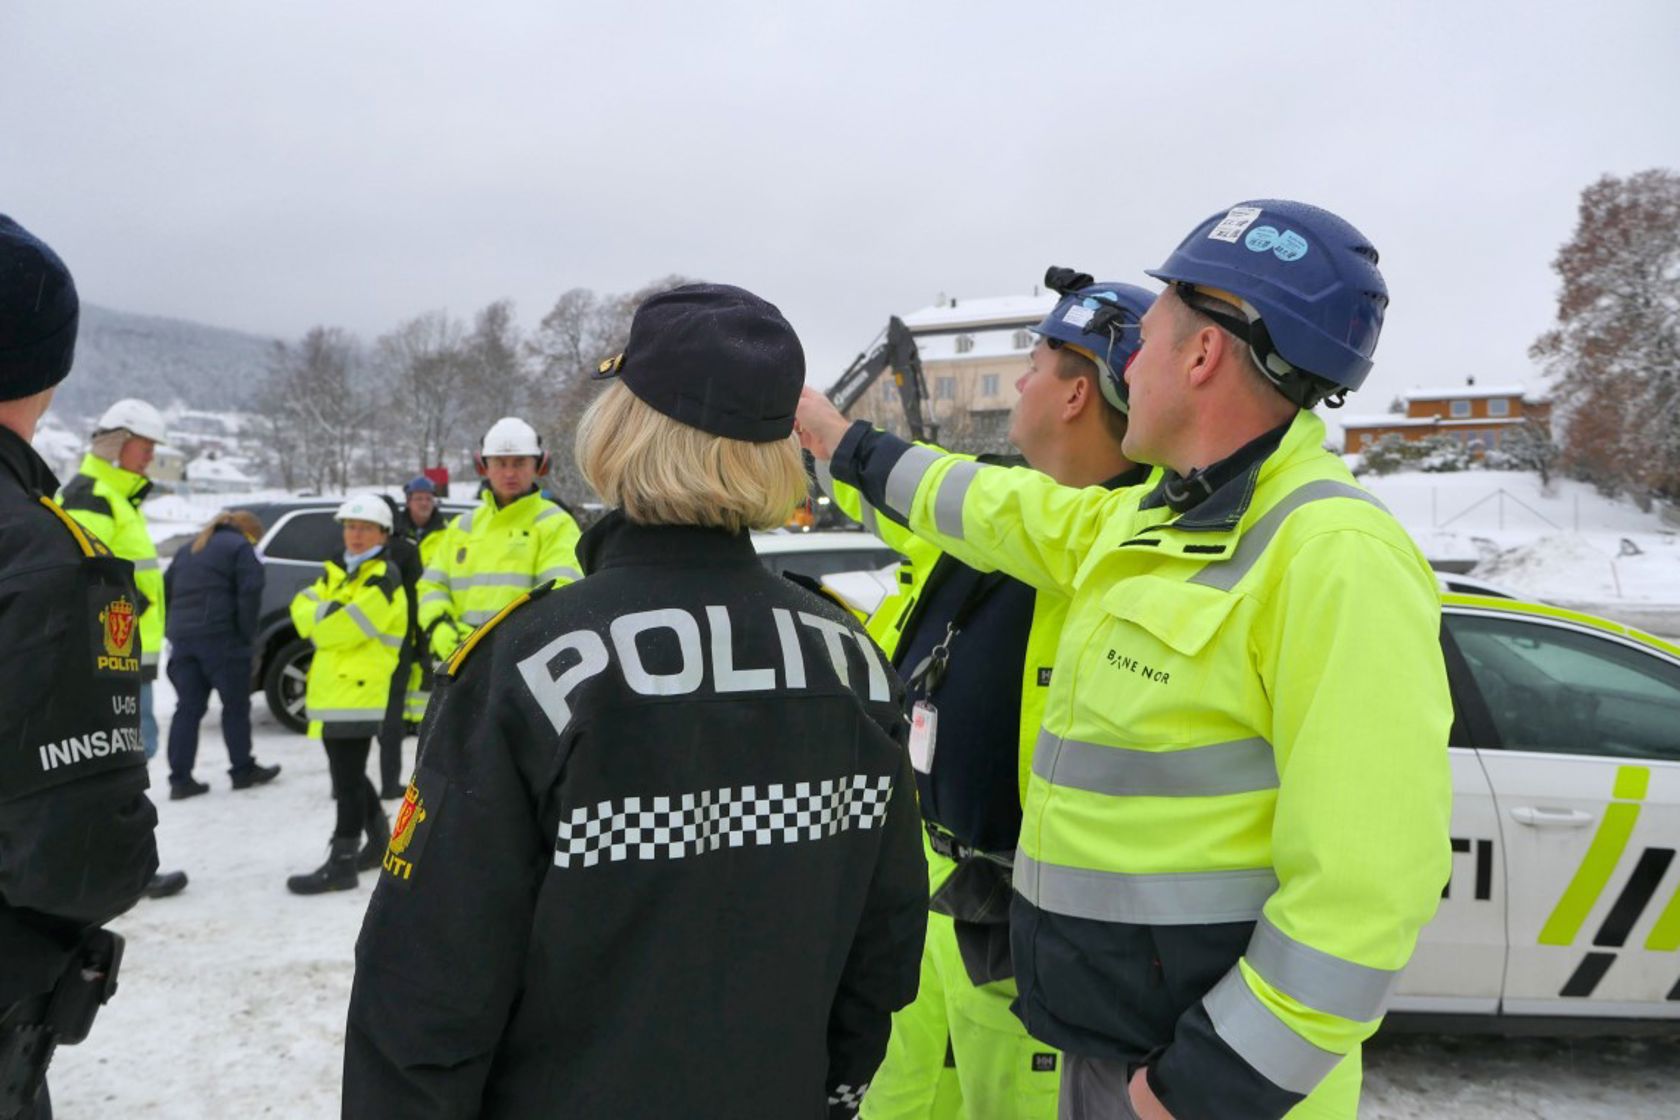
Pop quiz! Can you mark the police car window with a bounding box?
[1445,613,1680,762]
[262,511,343,562]
[762,549,901,582]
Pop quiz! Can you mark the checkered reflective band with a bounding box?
[828,1081,869,1111]
[555,775,894,869]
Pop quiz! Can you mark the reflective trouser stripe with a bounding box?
[1246,916,1399,1022]
[344,604,403,648]
[1204,966,1341,1094]
[537,566,581,584]
[1013,851,1275,925]
[1189,481,1386,592]
[1032,729,1278,797]
[931,460,981,539]
[882,446,941,521]
[307,706,386,722]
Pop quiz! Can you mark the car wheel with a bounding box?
[263,637,312,734]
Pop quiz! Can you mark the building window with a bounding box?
[936,376,956,400]
[1488,398,1511,417]
[981,373,1000,397]
[1450,399,1471,418]
[1013,330,1033,350]
[954,335,975,355]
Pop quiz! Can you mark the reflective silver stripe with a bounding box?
[299,588,323,602]
[538,566,582,584]
[451,573,533,590]
[932,460,981,540]
[882,445,941,521]
[860,500,880,537]
[1013,851,1275,924]
[533,505,565,524]
[459,510,476,532]
[1033,729,1278,797]
[1246,915,1400,1023]
[306,706,386,722]
[418,590,452,608]
[344,604,403,648]
[140,650,159,665]
[313,601,333,624]
[1204,966,1342,1094]
[1190,481,1386,592]
[462,608,499,625]
[420,567,451,587]
[814,458,839,501]
[132,557,160,572]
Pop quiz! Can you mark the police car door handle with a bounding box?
[1509,806,1595,828]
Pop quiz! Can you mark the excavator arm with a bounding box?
[825,315,935,443]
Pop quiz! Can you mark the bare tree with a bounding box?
[456,299,536,452]
[1532,169,1680,504]
[375,311,470,478]
[527,275,695,508]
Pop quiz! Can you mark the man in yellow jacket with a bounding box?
[416,417,581,661]
[816,272,1158,1120]
[798,200,1453,1120]
[61,396,188,900]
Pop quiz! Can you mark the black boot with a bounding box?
[357,806,392,872]
[287,837,360,895]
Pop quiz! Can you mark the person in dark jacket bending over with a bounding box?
[0,214,158,1120]
[345,283,928,1119]
[162,509,281,798]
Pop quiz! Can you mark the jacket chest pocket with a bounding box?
[1089,575,1241,699]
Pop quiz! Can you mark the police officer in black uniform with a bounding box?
[0,216,159,1119]
[345,284,927,1119]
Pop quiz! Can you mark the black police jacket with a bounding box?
[344,512,927,1119]
[163,523,264,655]
[0,426,158,1008]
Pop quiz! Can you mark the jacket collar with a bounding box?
[1137,412,1314,533]
[78,452,153,505]
[477,484,543,519]
[0,425,60,497]
[578,509,759,575]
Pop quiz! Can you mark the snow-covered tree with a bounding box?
[1532,169,1680,504]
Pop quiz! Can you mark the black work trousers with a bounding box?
[324,736,381,840]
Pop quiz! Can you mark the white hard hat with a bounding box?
[334,494,393,532]
[480,417,543,458]
[95,398,168,443]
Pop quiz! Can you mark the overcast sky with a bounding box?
[3,1,1676,410]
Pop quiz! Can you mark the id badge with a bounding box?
[908,700,938,774]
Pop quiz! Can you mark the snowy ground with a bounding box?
[42,667,1680,1118]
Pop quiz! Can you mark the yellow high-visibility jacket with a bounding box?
[416,487,581,659]
[290,553,407,739]
[828,410,1452,1119]
[59,454,163,680]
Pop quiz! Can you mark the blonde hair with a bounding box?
[192,509,265,553]
[575,382,809,533]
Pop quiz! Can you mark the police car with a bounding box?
[1397,591,1680,1025]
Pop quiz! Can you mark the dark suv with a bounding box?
[214,498,472,733]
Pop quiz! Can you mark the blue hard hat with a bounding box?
[1145,200,1387,405]
[1032,274,1156,413]
[402,475,437,495]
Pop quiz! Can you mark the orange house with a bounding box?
[1340,384,1551,455]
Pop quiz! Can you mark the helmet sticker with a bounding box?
[1062,304,1096,328]
[1244,226,1280,252]
[1207,206,1263,243]
[1272,230,1310,261]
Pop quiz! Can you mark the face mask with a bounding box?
[343,544,384,574]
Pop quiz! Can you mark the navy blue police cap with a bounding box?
[0,215,79,403]
[593,282,805,443]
